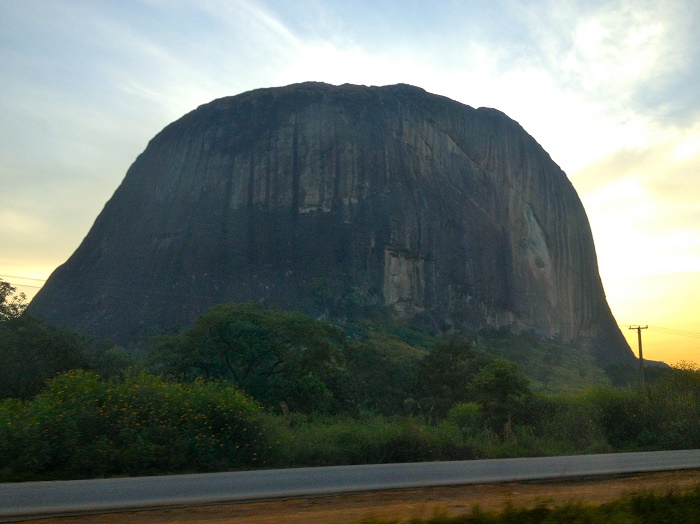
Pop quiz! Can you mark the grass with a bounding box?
[359,486,700,523]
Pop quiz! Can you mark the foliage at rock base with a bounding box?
[0,371,266,480]
[1,304,697,483]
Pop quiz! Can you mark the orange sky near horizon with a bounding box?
[606,272,700,365]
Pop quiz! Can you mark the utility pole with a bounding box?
[629,325,648,387]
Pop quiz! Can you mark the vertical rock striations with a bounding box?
[29,82,632,361]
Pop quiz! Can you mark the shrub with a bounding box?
[531,393,610,454]
[270,416,474,467]
[447,403,481,434]
[0,371,269,481]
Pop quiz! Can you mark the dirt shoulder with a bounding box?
[47,470,700,524]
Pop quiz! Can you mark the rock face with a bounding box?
[30,82,632,361]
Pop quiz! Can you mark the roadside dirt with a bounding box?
[41,470,700,523]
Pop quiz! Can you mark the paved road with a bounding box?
[2,450,700,521]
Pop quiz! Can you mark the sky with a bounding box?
[1,0,699,363]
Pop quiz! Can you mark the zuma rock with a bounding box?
[29,82,633,361]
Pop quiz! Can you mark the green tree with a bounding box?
[415,337,484,418]
[0,278,27,321]
[148,303,346,413]
[469,358,533,433]
[0,316,91,399]
[0,278,132,398]
[339,340,420,415]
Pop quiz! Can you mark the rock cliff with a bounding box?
[29,82,632,361]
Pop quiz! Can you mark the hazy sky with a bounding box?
[2,0,698,362]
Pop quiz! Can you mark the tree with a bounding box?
[339,339,420,416]
[469,358,533,433]
[414,337,484,418]
[148,303,347,412]
[0,315,91,398]
[0,278,27,321]
[0,278,131,397]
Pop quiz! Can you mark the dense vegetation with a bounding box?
[2,279,699,482]
[0,371,266,480]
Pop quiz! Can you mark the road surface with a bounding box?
[2,449,700,521]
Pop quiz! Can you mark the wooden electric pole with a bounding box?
[629,325,648,387]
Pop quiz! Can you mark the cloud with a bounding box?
[577,139,700,285]
[574,122,700,211]
[630,1,700,126]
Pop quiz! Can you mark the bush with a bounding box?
[269,416,474,467]
[447,403,481,434]
[0,371,269,481]
[590,388,643,449]
[531,394,610,454]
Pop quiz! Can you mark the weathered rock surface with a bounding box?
[29,82,632,361]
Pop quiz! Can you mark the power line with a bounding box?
[648,325,700,339]
[0,274,47,282]
[0,275,46,290]
[620,324,700,340]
